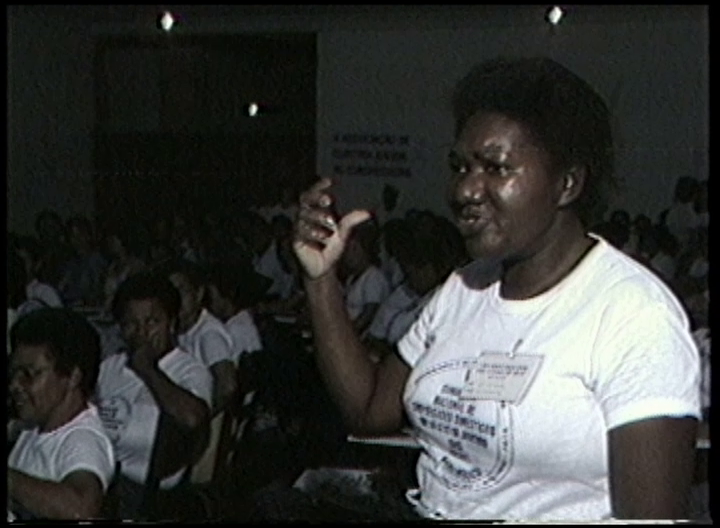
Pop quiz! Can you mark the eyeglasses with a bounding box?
[9,366,53,385]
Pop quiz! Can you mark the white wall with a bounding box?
[317,13,709,221]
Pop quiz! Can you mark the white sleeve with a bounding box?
[361,269,390,305]
[198,330,234,367]
[396,285,447,368]
[593,303,702,430]
[367,299,394,340]
[175,360,214,409]
[56,428,116,492]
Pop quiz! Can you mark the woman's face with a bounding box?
[447,112,565,261]
[168,273,204,332]
[9,343,77,428]
[119,298,175,353]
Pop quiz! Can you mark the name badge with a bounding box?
[460,352,543,405]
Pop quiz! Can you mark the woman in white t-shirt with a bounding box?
[97,273,212,519]
[8,308,115,520]
[162,259,238,415]
[290,57,700,522]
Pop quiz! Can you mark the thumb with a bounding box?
[338,209,373,238]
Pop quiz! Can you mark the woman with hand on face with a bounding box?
[95,273,212,519]
[8,308,115,521]
[292,57,701,522]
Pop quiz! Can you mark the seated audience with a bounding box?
[206,260,271,363]
[12,235,64,309]
[101,226,148,313]
[58,216,108,307]
[662,176,701,254]
[97,273,212,519]
[161,259,237,415]
[8,308,115,520]
[339,219,390,336]
[378,218,410,290]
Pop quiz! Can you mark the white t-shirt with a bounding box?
[226,309,263,363]
[368,283,420,342]
[344,266,391,322]
[253,241,292,299]
[8,405,115,492]
[178,308,235,368]
[397,235,701,521]
[95,348,213,489]
[25,279,63,308]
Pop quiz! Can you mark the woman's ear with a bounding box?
[69,366,83,391]
[558,166,587,208]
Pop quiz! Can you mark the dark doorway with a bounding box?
[93,33,316,232]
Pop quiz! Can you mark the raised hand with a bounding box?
[293,178,371,280]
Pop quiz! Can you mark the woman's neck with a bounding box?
[500,215,593,300]
[40,392,87,434]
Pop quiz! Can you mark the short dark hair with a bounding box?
[452,56,615,227]
[158,258,207,289]
[207,260,271,311]
[111,272,181,323]
[674,176,699,203]
[10,308,101,399]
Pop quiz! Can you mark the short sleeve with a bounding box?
[198,330,234,367]
[593,303,702,430]
[56,429,116,491]
[396,286,446,368]
[174,359,214,409]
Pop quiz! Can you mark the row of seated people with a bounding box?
[7,210,465,521]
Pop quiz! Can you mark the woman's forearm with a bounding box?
[135,366,209,430]
[8,469,101,520]
[304,273,379,431]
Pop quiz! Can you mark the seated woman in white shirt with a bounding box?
[161,259,237,415]
[206,260,271,364]
[97,273,212,519]
[339,219,390,336]
[8,308,115,520]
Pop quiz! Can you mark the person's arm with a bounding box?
[352,302,381,336]
[8,469,104,520]
[198,331,238,414]
[130,360,209,431]
[295,178,412,435]
[210,360,239,415]
[609,417,698,519]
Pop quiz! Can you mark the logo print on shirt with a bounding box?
[98,396,132,443]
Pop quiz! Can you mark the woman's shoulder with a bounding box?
[583,237,689,320]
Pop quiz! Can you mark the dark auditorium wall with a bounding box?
[8,6,708,234]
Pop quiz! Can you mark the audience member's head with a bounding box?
[206,260,272,320]
[11,235,43,281]
[66,216,95,254]
[382,184,400,212]
[342,218,381,273]
[9,308,101,420]
[103,224,148,261]
[673,176,699,205]
[609,209,631,228]
[34,209,65,245]
[159,259,208,334]
[111,272,181,353]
